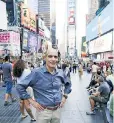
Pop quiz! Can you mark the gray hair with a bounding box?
[98,76,104,82]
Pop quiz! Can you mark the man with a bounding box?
[91,62,99,80]
[72,61,77,73]
[86,76,110,115]
[2,56,16,106]
[16,48,72,123]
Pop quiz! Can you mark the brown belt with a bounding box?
[42,105,60,111]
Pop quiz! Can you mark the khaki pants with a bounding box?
[36,108,61,123]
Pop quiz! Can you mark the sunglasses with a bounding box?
[48,55,58,58]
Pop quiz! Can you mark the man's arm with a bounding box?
[92,85,103,97]
[63,74,72,95]
[92,91,100,96]
[60,73,72,107]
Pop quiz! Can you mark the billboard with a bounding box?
[38,18,45,36]
[23,29,29,50]
[68,0,76,25]
[21,3,36,32]
[86,2,113,41]
[89,31,112,54]
[0,1,7,30]
[0,31,20,56]
[28,32,37,52]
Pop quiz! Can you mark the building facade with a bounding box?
[38,0,50,28]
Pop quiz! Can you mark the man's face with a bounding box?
[45,49,58,69]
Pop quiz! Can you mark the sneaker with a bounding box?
[12,98,17,102]
[4,101,11,106]
[31,118,36,122]
[86,86,90,89]
[21,114,28,119]
[86,110,96,115]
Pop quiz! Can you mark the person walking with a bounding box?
[91,62,99,80]
[78,62,83,79]
[13,59,36,121]
[1,56,16,106]
[72,61,77,73]
[16,48,72,123]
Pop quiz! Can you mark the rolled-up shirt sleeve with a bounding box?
[16,70,37,99]
[63,73,72,94]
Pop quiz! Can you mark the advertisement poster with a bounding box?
[68,0,76,25]
[23,29,29,51]
[21,3,36,32]
[0,31,20,57]
[28,32,37,52]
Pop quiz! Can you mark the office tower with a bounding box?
[38,0,50,28]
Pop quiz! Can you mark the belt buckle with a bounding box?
[46,105,59,111]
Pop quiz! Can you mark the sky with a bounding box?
[56,0,88,57]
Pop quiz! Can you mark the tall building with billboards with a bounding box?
[38,0,50,28]
[67,0,77,57]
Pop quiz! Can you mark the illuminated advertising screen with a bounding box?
[28,32,37,52]
[21,3,36,32]
[0,31,20,56]
[68,0,76,25]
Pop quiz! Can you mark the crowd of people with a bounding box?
[86,62,114,118]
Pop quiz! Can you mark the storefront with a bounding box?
[0,31,20,57]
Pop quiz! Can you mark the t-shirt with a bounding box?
[92,65,98,73]
[103,65,106,72]
[98,82,110,99]
[2,62,12,82]
[17,69,34,98]
[17,69,31,84]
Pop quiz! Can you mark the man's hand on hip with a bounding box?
[28,98,44,111]
[59,96,67,108]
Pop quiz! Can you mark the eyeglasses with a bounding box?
[48,55,58,59]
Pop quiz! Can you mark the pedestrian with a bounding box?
[1,56,16,106]
[62,63,70,78]
[91,62,99,80]
[72,61,77,73]
[78,62,83,79]
[103,64,106,74]
[13,59,36,121]
[16,48,72,123]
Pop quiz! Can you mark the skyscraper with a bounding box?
[38,0,50,28]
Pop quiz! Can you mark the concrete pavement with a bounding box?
[0,71,106,123]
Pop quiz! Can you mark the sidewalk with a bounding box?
[0,86,21,123]
[0,72,108,123]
